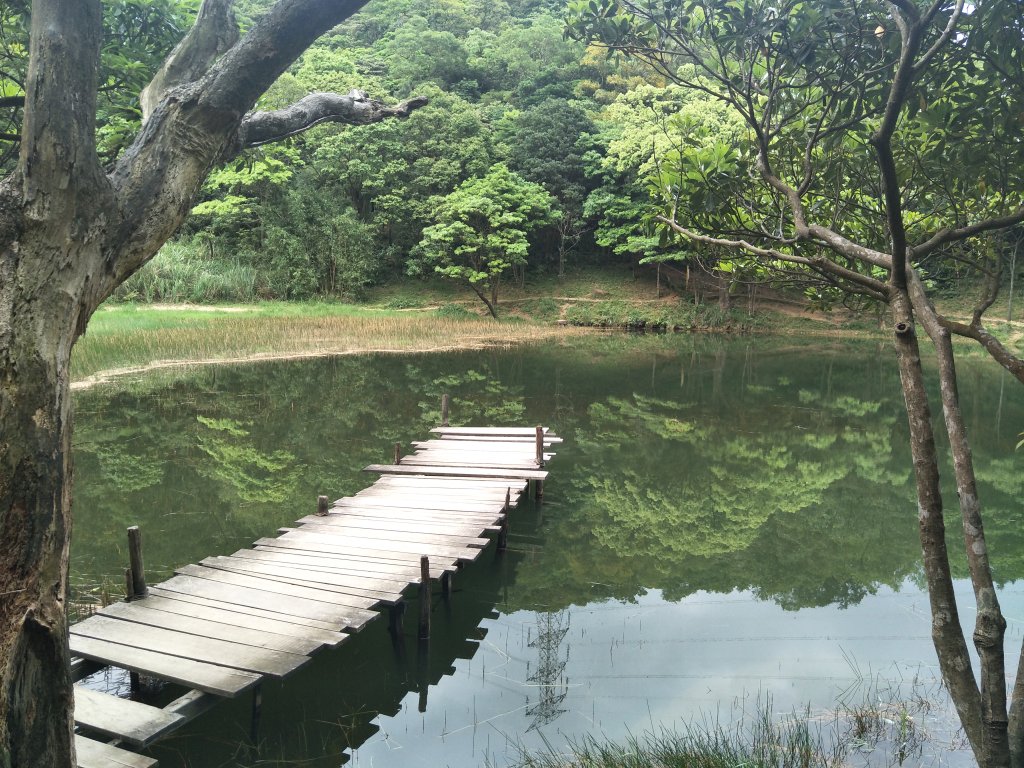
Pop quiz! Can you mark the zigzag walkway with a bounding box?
[69,424,560,767]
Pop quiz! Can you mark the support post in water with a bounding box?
[317,495,329,517]
[441,571,453,600]
[419,555,431,641]
[534,426,545,501]
[250,682,263,744]
[394,442,402,465]
[497,487,511,551]
[389,600,406,637]
[441,393,450,427]
[127,526,147,599]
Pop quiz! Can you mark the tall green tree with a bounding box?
[415,163,557,316]
[567,1,1024,765]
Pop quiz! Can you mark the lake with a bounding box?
[70,335,1024,766]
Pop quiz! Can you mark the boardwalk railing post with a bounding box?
[441,394,450,427]
[535,426,544,467]
[497,487,511,551]
[316,495,329,516]
[419,555,431,641]
[127,526,147,599]
[394,442,402,465]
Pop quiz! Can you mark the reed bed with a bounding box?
[71,305,586,388]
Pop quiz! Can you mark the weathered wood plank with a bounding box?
[323,503,503,526]
[69,635,260,698]
[74,686,184,747]
[294,519,490,548]
[371,475,530,490]
[71,615,309,679]
[400,457,546,470]
[297,513,496,537]
[175,564,381,615]
[155,573,369,628]
[199,556,406,600]
[281,527,486,559]
[430,426,551,436]
[75,734,158,768]
[355,487,518,503]
[99,600,322,656]
[365,463,547,480]
[143,588,347,640]
[253,537,460,572]
[240,547,446,579]
[412,439,556,451]
[334,496,506,514]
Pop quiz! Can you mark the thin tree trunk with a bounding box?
[909,273,1011,767]
[890,290,987,759]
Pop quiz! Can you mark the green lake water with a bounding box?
[69,335,1024,766]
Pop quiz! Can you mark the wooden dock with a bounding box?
[69,424,560,767]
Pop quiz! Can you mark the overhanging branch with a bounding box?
[233,90,428,155]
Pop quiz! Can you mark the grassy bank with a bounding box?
[74,268,891,388]
[71,302,588,388]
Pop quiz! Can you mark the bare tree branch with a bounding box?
[234,90,428,154]
[911,207,1024,259]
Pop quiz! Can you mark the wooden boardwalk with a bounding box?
[69,424,560,767]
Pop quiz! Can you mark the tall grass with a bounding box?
[112,241,261,303]
[71,304,588,386]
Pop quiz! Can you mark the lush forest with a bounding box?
[3,0,1019,315]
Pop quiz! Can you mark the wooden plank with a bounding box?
[413,439,555,451]
[334,496,506,514]
[71,615,308,679]
[74,686,184,747]
[142,588,347,642]
[155,573,369,628]
[99,600,321,656]
[295,518,490,547]
[355,487,518,502]
[175,564,381,614]
[365,463,547,480]
[253,537,460,572]
[323,504,503,526]
[199,556,406,600]
[372,476,529,490]
[432,436,562,445]
[281,527,486,559]
[69,634,260,698]
[297,513,496,537]
[238,547,447,580]
[400,457,546,470]
[431,426,551,436]
[75,735,158,768]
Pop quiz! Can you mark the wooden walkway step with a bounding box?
[69,420,560,754]
[75,734,157,768]
[74,686,183,747]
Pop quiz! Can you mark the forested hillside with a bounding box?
[41,0,694,305]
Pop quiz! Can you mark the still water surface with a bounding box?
[70,336,1024,766]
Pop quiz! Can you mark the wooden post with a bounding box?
[497,487,511,551]
[316,495,329,516]
[441,571,453,600]
[388,600,406,637]
[535,425,544,467]
[250,682,263,743]
[124,567,133,601]
[418,555,431,641]
[127,526,147,599]
[393,442,402,465]
[441,394,450,427]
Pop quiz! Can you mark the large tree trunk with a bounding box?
[0,299,78,768]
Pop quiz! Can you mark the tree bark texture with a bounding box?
[0,0,425,765]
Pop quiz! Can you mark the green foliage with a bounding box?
[415,163,558,315]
